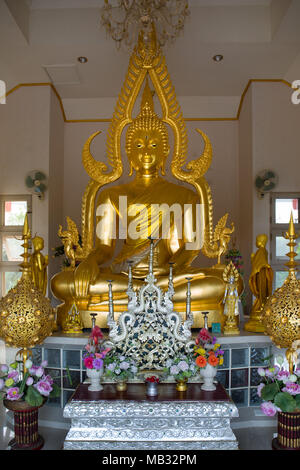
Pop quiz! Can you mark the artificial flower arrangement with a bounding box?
[257,356,300,416]
[145,375,160,384]
[83,325,111,370]
[0,359,61,407]
[103,351,138,382]
[163,355,197,382]
[194,328,224,369]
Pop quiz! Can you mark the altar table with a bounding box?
[63,383,239,450]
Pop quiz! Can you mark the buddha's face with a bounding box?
[32,237,44,251]
[127,129,169,175]
[256,234,267,248]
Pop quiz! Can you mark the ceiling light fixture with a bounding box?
[100,0,190,49]
[77,56,88,63]
[213,54,224,62]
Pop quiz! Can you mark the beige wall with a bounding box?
[238,85,254,309]
[237,80,300,309]
[0,85,50,247]
[252,81,300,240]
[0,85,65,297]
[48,88,65,287]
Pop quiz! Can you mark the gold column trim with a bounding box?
[3,79,293,123]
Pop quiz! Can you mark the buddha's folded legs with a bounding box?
[51,265,232,329]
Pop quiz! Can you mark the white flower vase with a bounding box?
[201,364,217,391]
[87,368,103,392]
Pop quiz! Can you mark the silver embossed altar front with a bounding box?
[63,383,239,450]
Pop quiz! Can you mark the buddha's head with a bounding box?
[256,233,268,248]
[32,236,44,252]
[126,79,170,177]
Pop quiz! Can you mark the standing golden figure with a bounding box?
[31,236,48,295]
[222,262,240,335]
[51,26,239,330]
[245,234,273,333]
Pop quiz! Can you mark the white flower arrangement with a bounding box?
[104,352,138,381]
[164,355,197,382]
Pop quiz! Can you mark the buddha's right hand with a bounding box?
[74,257,99,302]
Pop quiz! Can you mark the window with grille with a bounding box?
[0,195,32,297]
[270,193,300,290]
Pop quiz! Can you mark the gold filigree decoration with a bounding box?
[203,213,235,262]
[223,260,239,283]
[58,216,83,268]
[0,215,54,350]
[262,214,300,371]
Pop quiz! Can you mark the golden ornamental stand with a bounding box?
[0,214,54,450]
[263,213,300,373]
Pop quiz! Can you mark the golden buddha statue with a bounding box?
[51,26,240,330]
[31,235,48,295]
[245,234,273,332]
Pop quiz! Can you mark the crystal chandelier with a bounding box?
[100,0,190,48]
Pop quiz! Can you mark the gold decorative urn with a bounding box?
[0,215,54,368]
[262,214,300,372]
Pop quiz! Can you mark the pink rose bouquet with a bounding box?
[257,358,300,415]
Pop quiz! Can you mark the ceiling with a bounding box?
[1,0,300,101]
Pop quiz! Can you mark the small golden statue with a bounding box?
[62,303,83,334]
[245,234,273,333]
[222,262,240,335]
[214,214,235,265]
[31,236,48,295]
[58,216,83,269]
